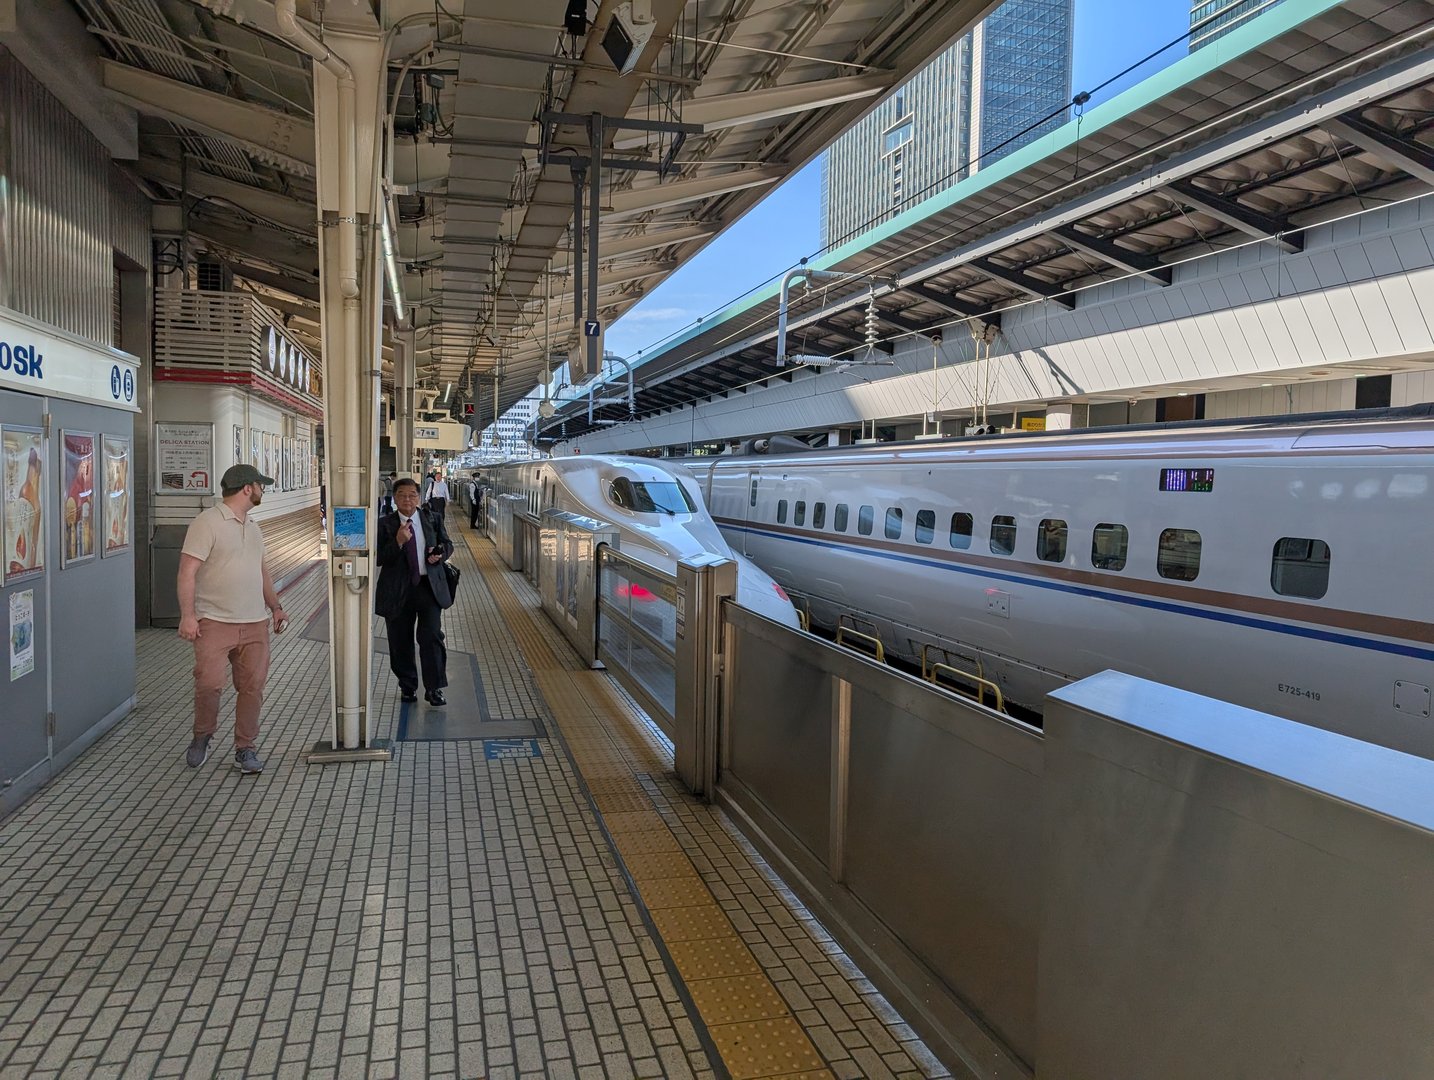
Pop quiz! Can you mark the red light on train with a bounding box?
[773,582,790,602]
[615,583,655,600]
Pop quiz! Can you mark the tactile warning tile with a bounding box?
[601,810,667,834]
[622,849,702,880]
[687,974,791,1026]
[584,776,648,796]
[636,874,713,910]
[707,1018,827,1080]
[593,789,655,814]
[649,903,736,942]
[612,829,683,856]
[668,936,763,981]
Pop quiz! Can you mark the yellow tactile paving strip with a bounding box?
[462,530,835,1080]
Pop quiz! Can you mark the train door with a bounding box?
[741,466,761,557]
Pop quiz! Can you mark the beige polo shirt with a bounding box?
[182,503,269,623]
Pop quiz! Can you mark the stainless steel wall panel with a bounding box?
[843,682,1042,1060]
[1041,671,1434,1080]
[724,628,833,862]
[0,50,133,345]
[110,164,152,272]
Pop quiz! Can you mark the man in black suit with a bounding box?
[375,477,454,706]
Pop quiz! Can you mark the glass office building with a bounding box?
[821,0,1073,250]
[1189,0,1285,51]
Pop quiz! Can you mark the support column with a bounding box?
[302,17,387,756]
[394,327,416,476]
[1046,403,1075,431]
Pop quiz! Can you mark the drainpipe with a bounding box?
[275,0,367,748]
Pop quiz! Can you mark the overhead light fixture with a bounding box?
[444,382,452,402]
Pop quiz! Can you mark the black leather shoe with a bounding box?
[425,690,447,707]
[400,689,418,703]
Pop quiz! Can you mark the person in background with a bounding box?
[375,477,453,706]
[178,464,287,774]
[426,469,450,517]
[468,474,483,530]
[378,471,397,517]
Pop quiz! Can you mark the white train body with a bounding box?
[690,410,1434,759]
[476,455,800,628]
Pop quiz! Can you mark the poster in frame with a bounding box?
[251,428,261,471]
[2,426,45,584]
[233,424,243,466]
[155,421,214,494]
[101,435,132,557]
[60,430,98,568]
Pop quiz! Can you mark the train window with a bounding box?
[885,507,903,539]
[834,504,849,532]
[813,503,826,530]
[1271,537,1330,599]
[1037,519,1068,562]
[608,478,696,514]
[777,499,788,524]
[949,512,973,549]
[1157,528,1202,581]
[794,500,807,526]
[990,515,1017,556]
[750,480,758,507]
[915,509,935,544]
[858,505,874,535]
[1091,523,1129,571]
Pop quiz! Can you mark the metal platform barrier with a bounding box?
[511,538,1434,1079]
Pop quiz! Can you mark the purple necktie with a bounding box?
[403,519,420,584]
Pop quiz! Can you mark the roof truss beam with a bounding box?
[1052,227,1172,285]
[1166,178,1302,252]
[902,282,987,318]
[970,257,1075,309]
[101,61,315,177]
[1323,113,1434,188]
[606,167,785,216]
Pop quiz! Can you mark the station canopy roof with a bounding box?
[537,0,1434,441]
[55,0,1006,416]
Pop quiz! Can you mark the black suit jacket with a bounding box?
[375,508,454,618]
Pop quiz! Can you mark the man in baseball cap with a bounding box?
[176,461,287,774]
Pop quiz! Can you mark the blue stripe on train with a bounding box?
[720,521,1434,664]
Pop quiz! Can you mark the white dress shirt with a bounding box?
[430,479,450,500]
[401,512,428,577]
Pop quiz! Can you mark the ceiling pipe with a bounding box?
[274,0,359,301]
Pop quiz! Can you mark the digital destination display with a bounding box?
[1159,468,1215,493]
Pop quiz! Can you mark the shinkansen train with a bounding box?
[475,455,800,628]
[688,405,1434,759]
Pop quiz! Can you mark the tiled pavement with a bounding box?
[0,517,951,1080]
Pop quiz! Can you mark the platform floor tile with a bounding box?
[0,531,715,1080]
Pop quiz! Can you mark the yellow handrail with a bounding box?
[836,626,885,663]
[927,662,1006,713]
[920,643,983,683]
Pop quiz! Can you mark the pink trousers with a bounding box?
[192,619,270,749]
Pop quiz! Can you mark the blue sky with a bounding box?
[603,0,1192,364]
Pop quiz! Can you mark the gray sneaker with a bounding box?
[233,748,265,774]
[185,734,212,768]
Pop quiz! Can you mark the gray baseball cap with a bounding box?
[222,463,275,489]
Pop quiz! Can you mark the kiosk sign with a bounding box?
[0,306,140,411]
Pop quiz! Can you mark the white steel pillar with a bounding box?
[287,4,387,755]
[393,326,416,477]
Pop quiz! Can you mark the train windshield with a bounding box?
[608,477,696,515]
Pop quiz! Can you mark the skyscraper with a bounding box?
[1189,0,1286,51]
[821,0,1073,251]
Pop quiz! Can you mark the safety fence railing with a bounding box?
[596,547,678,739]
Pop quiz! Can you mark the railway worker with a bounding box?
[178,464,287,774]
[467,474,483,530]
[376,477,454,707]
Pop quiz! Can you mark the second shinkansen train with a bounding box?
[689,406,1434,759]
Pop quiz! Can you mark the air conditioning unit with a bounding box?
[196,258,232,292]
